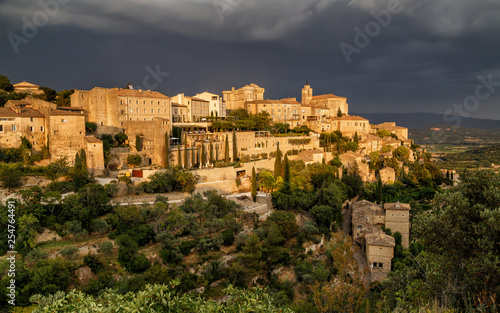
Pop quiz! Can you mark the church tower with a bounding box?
[301,82,313,105]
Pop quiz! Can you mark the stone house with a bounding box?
[379,167,396,184]
[222,83,265,111]
[0,98,104,174]
[351,200,411,281]
[71,87,171,132]
[13,81,44,95]
[193,92,226,118]
[245,98,301,128]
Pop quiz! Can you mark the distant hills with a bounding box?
[351,112,500,130]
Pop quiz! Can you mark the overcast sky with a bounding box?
[1,0,499,119]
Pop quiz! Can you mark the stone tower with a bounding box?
[301,82,313,105]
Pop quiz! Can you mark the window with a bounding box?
[373,262,384,268]
[61,119,68,123]
[54,130,58,135]
[121,110,125,115]
[357,225,362,229]
[0,125,3,132]
[41,126,44,132]
[30,126,34,132]
[130,108,133,113]
[30,117,34,122]
[136,108,139,113]
[144,109,146,113]
[151,109,154,113]
[158,109,160,113]
[11,125,16,131]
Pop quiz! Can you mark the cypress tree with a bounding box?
[192,145,195,168]
[377,174,383,204]
[80,148,87,171]
[274,143,282,179]
[184,134,188,168]
[74,152,81,169]
[209,140,214,165]
[446,170,450,179]
[251,166,257,202]
[201,144,206,168]
[337,108,342,117]
[451,171,454,180]
[197,147,201,167]
[225,134,229,163]
[232,131,237,161]
[136,135,142,151]
[354,132,359,143]
[178,145,182,168]
[164,131,170,168]
[282,154,291,192]
[215,144,219,162]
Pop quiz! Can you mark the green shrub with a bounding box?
[221,229,235,246]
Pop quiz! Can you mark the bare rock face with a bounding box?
[35,228,62,244]
[76,266,97,285]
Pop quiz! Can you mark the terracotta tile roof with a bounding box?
[384,202,411,211]
[85,136,102,143]
[13,81,40,88]
[298,149,324,161]
[365,232,395,247]
[0,107,45,118]
[332,115,368,121]
[48,109,85,116]
[380,167,395,174]
[109,88,170,99]
[171,103,188,107]
[311,94,345,100]
[190,97,209,102]
[246,99,300,105]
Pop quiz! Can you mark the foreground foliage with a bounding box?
[30,281,293,313]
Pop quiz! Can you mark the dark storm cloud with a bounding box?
[1,0,499,118]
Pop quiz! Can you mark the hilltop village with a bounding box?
[0,80,415,282]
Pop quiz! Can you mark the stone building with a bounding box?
[0,98,104,174]
[300,103,333,133]
[194,92,226,118]
[296,149,325,165]
[245,98,301,127]
[222,83,265,111]
[301,82,349,116]
[372,122,409,140]
[125,118,170,167]
[331,115,370,139]
[13,81,44,95]
[171,94,210,122]
[358,134,383,155]
[365,232,396,282]
[379,167,396,184]
[351,199,411,281]
[71,87,171,132]
[171,103,188,123]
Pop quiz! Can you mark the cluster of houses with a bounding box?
[0,81,412,181]
[1,80,415,281]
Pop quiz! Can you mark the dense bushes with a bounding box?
[142,168,200,194]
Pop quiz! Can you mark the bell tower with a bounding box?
[301,81,313,105]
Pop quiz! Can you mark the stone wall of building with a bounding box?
[366,244,394,281]
[48,114,86,165]
[125,118,170,167]
[84,137,105,176]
